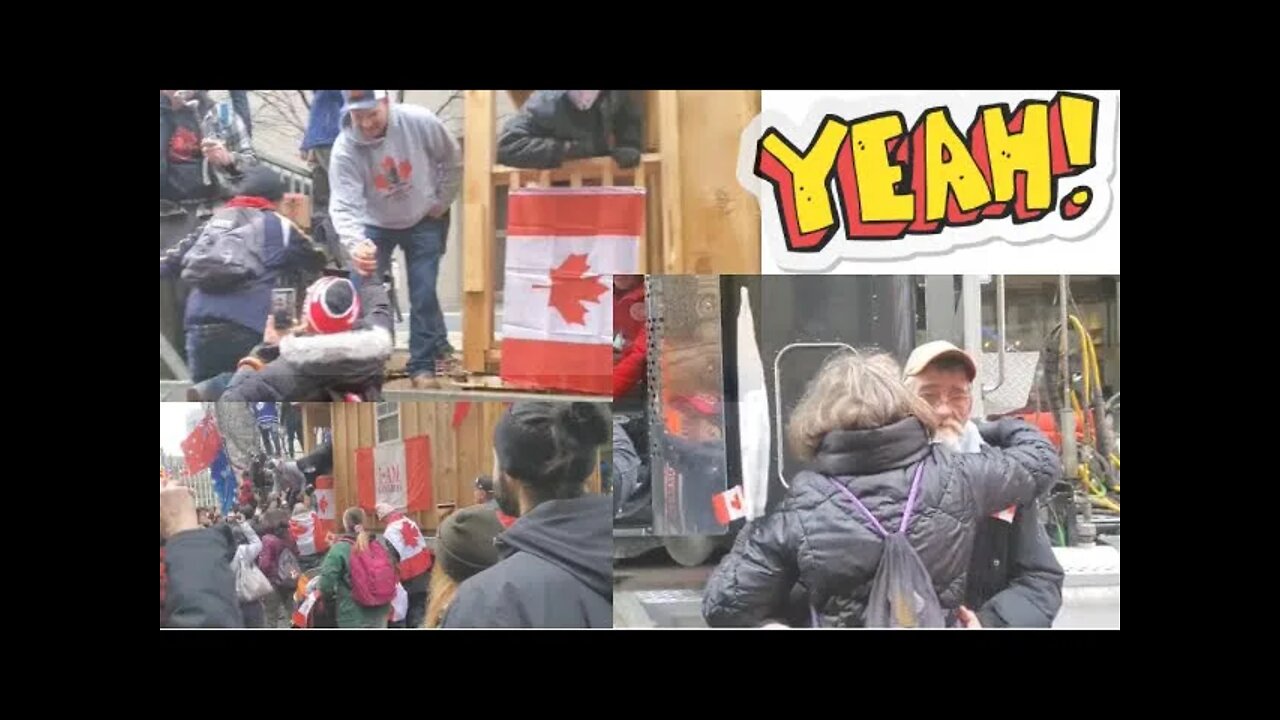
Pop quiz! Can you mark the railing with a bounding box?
[257,151,313,197]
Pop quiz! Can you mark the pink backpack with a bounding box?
[342,537,397,607]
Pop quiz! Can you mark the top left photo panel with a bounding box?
[160,90,763,402]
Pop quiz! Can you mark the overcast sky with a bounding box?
[160,403,205,455]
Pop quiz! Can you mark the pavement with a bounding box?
[612,541,1119,629]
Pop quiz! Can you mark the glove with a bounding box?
[611,146,641,169]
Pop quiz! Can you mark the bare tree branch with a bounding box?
[297,90,311,111]
[436,91,463,118]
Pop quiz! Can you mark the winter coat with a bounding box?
[221,282,394,402]
[441,494,612,628]
[702,417,1058,627]
[164,525,243,628]
[496,91,643,169]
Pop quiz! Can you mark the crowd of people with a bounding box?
[161,401,612,629]
[163,90,639,400]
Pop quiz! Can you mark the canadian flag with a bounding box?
[292,589,321,628]
[384,515,434,581]
[993,505,1017,523]
[289,511,330,556]
[313,475,336,521]
[500,187,642,395]
[356,436,433,513]
[712,486,748,526]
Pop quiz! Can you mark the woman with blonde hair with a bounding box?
[702,351,1059,628]
[424,504,503,627]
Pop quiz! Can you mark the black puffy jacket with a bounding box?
[496,91,643,169]
[702,417,1059,628]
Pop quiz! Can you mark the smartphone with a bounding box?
[272,288,297,330]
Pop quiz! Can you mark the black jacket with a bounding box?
[441,494,613,628]
[702,417,1059,628]
[163,525,244,628]
[221,282,394,402]
[965,506,1064,627]
[496,91,643,169]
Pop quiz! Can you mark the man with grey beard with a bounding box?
[904,341,1064,628]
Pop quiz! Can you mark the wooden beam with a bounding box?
[462,91,496,373]
[657,91,684,274]
[492,154,660,186]
[677,90,762,274]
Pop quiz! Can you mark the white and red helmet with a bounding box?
[304,277,360,334]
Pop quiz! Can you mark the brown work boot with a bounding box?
[411,373,440,390]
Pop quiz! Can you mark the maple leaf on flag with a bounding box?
[318,494,329,515]
[400,522,421,549]
[533,253,609,325]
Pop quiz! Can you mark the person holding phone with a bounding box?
[161,167,324,384]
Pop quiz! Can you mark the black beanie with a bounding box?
[236,166,287,202]
[437,505,503,582]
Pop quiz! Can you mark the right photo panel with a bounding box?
[612,275,1119,629]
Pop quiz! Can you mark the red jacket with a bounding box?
[613,326,647,398]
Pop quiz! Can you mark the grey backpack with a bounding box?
[181,207,272,292]
[823,462,947,628]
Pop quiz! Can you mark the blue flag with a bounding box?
[210,447,237,515]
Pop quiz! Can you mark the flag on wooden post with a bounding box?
[500,187,642,395]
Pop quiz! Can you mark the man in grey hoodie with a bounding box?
[329,90,463,388]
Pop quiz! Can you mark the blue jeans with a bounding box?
[186,321,262,383]
[365,214,453,376]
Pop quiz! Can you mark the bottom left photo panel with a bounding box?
[160,400,614,630]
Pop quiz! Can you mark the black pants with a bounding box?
[260,426,280,457]
[285,422,303,457]
[240,599,265,629]
[186,321,261,383]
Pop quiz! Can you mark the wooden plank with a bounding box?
[587,448,602,494]
[658,90,684,274]
[602,161,613,186]
[463,91,496,373]
[676,90,763,274]
[537,169,551,187]
[301,403,315,454]
[569,169,583,188]
[456,401,482,512]
[492,154,659,186]
[507,90,534,110]
[643,90,660,152]
[354,404,373,514]
[433,402,457,529]
[509,171,520,190]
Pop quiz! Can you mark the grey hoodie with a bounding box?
[328,102,463,252]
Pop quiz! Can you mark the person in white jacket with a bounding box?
[228,517,266,628]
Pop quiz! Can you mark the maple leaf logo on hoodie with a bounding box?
[373,155,413,193]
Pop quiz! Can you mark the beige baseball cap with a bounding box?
[904,341,976,381]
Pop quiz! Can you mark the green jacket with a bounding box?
[319,535,391,628]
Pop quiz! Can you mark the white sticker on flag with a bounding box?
[373,441,408,510]
[712,486,748,526]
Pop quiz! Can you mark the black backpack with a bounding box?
[821,462,947,628]
[181,207,278,292]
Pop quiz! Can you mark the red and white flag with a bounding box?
[356,436,433,513]
[292,590,320,628]
[384,515,434,580]
[993,505,1017,523]
[313,475,336,521]
[500,187,642,395]
[181,414,222,475]
[712,486,748,526]
[289,511,330,556]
